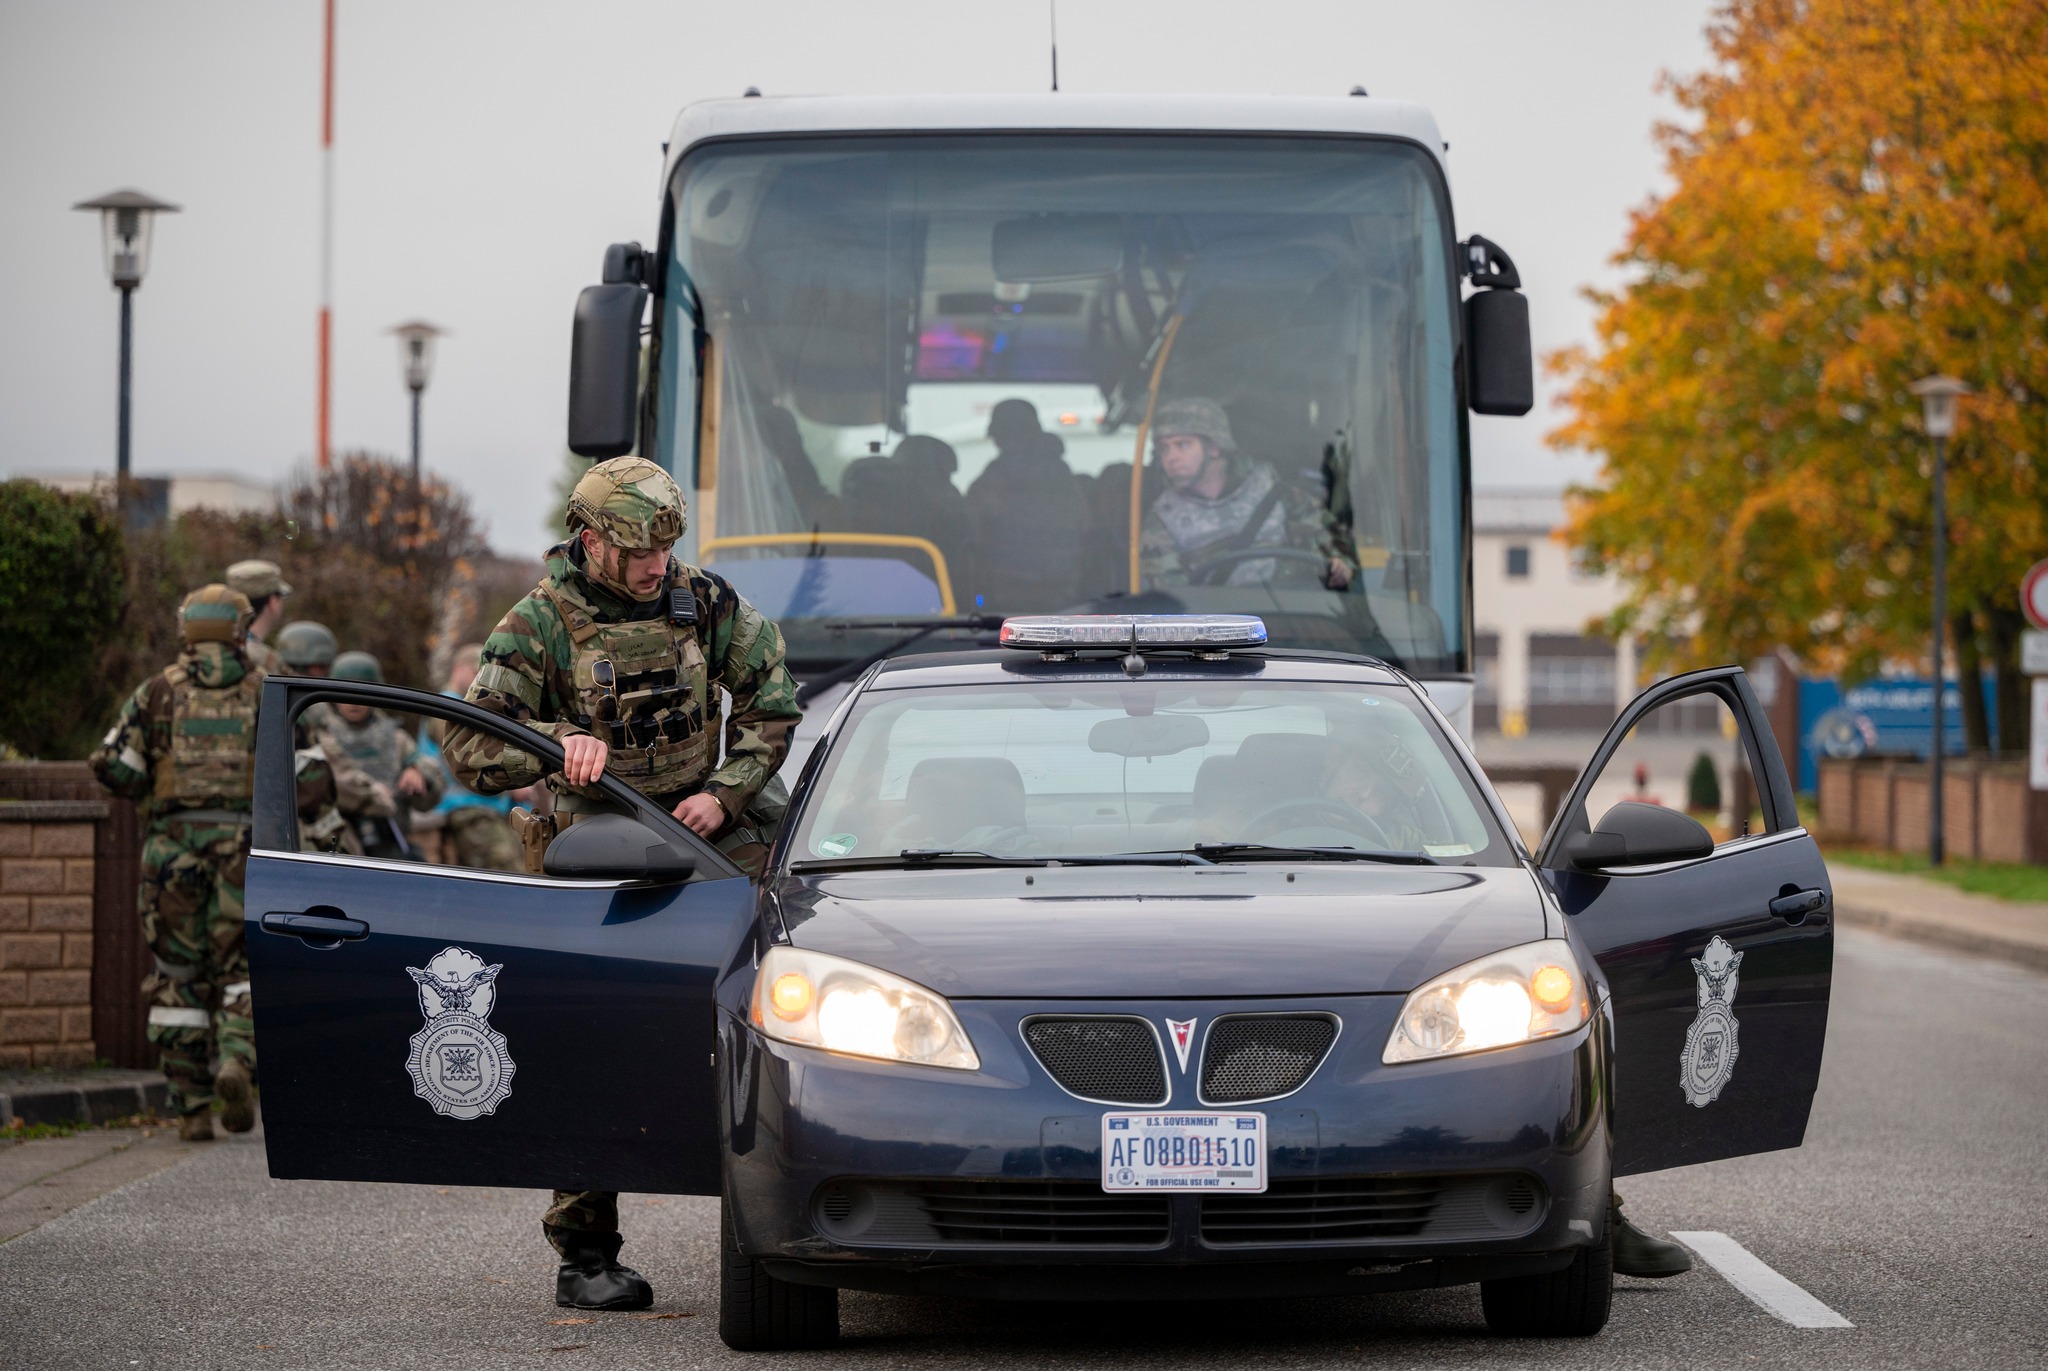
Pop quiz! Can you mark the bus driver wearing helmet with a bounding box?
[1138,397,1356,593]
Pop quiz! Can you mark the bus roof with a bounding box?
[661,93,1450,184]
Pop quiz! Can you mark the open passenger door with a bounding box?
[1537,666,1833,1177]
[244,677,754,1195]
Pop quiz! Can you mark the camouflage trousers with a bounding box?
[138,815,255,1116]
[543,1189,621,1257]
[446,807,520,872]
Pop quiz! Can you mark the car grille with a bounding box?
[814,1180,1170,1247]
[1201,1173,1546,1245]
[1023,1016,1167,1105]
[1199,1014,1339,1103]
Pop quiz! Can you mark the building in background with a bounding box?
[18,470,276,522]
[1473,487,1639,736]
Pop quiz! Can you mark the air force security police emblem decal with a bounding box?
[404,947,515,1120]
[1680,935,1742,1108]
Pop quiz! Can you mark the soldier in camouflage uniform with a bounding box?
[325,651,442,860]
[269,621,369,855]
[421,644,521,872]
[226,559,292,675]
[90,586,264,1141]
[1139,398,1358,591]
[445,455,801,1312]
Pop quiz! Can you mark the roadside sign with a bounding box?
[2033,679,2048,792]
[2024,558,2048,631]
[2025,630,2048,676]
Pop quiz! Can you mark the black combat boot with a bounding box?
[552,1229,654,1311]
[1610,1192,1693,1278]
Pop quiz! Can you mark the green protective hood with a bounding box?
[179,640,248,689]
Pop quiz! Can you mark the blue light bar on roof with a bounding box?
[997,614,1269,651]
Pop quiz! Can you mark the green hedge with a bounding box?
[0,481,127,758]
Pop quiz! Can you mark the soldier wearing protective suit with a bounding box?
[445,456,801,1312]
[324,651,442,859]
[89,586,263,1141]
[1138,397,1357,591]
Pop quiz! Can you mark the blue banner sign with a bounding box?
[1794,675,1992,792]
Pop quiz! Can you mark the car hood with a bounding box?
[770,864,1549,999]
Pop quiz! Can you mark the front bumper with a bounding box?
[719,994,1609,1301]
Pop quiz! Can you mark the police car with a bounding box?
[244,615,1833,1347]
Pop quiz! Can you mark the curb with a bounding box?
[1,1078,169,1129]
[1833,899,2048,974]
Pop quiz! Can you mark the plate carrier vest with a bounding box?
[155,663,262,808]
[540,578,711,796]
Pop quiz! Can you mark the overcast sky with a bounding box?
[0,0,1712,556]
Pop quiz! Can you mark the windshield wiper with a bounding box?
[789,848,1216,874]
[1189,843,1438,865]
[796,615,1004,707]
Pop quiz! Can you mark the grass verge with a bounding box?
[1824,846,2048,904]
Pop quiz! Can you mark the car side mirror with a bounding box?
[1565,801,1714,871]
[1462,235,1533,417]
[543,813,695,884]
[566,248,648,457]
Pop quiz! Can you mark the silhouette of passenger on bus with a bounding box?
[755,402,837,530]
[1138,398,1356,592]
[835,436,973,606]
[965,399,1087,612]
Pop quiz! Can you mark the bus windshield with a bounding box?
[656,134,1466,674]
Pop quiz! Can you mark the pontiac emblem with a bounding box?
[1166,1017,1198,1073]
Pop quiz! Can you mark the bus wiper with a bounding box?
[796,615,1005,707]
[789,848,1216,874]
[1189,843,1439,865]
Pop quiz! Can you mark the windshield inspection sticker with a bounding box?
[1681,936,1742,1107]
[817,833,858,857]
[405,947,515,1121]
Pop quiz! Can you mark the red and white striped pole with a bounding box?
[316,0,335,470]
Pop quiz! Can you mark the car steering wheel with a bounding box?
[1242,796,1390,847]
[1187,545,1333,587]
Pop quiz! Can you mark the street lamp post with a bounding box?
[1909,374,1972,867]
[73,190,180,510]
[388,320,446,483]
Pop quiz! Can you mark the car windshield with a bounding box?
[656,134,1465,674]
[788,679,1514,867]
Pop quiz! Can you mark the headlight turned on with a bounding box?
[750,945,980,1070]
[1383,939,1591,1064]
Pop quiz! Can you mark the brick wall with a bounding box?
[0,763,148,1069]
[0,805,104,1067]
[1816,756,2046,864]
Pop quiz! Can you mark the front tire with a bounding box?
[1480,1228,1613,1337]
[719,1195,839,1350]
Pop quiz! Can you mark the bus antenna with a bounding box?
[1050,1,1059,91]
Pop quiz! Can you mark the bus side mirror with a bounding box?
[567,272,647,458]
[1462,235,1533,417]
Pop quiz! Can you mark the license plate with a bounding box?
[1100,1111,1267,1192]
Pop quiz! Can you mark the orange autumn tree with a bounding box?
[1553,0,2048,749]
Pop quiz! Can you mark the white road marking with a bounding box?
[1670,1230,1854,1329]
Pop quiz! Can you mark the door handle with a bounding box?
[1768,888,1828,924]
[261,910,370,942]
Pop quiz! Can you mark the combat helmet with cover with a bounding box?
[330,651,385,684]
[1151,397,1237,453]
[180,584,253,645]
[566,457,686,550]
[276,621,339,670]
